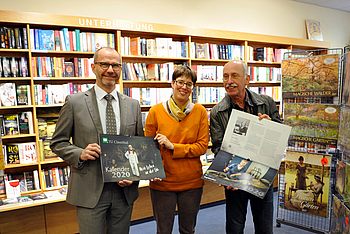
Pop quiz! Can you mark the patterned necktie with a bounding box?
[104,94,117,134]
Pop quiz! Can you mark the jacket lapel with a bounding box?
[85,87,103,134]
[118,92,126,135]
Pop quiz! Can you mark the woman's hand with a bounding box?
[154,133,174,150]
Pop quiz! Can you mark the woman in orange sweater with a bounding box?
[145,65,209,234]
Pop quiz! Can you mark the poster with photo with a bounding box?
[338,106,350,156]
[342,52,350,106]
[283,150,331,217]
[221,109,291,170]
[343,163,350,202]
[335,160,346,196]
[330,195,350,234]
[282,54,339,98]
[203,150,277,199]
[99,134,165,182]
[284,103,340,145]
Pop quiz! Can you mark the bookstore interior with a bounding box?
[0,4,350,234]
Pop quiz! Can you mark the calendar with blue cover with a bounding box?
[99,134,165,182]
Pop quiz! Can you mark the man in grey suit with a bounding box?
[50,47,143,234]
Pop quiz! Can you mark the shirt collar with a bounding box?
[94,85,118,101]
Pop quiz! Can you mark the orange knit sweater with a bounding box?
[145,103,209,191]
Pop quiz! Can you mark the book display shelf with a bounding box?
[0,9,329,233]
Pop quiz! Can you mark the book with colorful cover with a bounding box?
[38,29,54,51]
[283,150,331,217]
[19,142,37,164]
[99,134,165,182]
[16,84,31,105]
[5,144,20,164]
[282,54,339,98]
[3,114,20,136]
[0,82,17,106]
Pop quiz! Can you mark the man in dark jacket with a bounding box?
[210,60,281,234]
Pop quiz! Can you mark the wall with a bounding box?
[1,0,350,48]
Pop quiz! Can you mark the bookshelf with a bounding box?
[0,9,329,230]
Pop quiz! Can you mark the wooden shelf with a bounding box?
[4,162,39,169]
[248,81,281,87]
[247,61,281,67]
[0,9,329,219]
[122,55,189,63]
[31,50,94,56]
[0,77,31,81]
[1,134,36,140]
[123,80,171,88]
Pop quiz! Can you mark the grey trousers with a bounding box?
[76,183,132,234]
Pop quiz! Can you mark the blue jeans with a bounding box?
[225,187,273,234]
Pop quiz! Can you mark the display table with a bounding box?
[0,181,225,234]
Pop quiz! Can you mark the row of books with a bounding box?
[124,87,172,106]
[30,28,115,52]
[0,111,34,137]
[195,87,226,104]
[122,62,181,81]
[124,86,280,106]
[1,170,40,196]
[247,47,291,63]
[0,56,29,77]
[120,36,187,58]
[0,27,28,49]
[0,166,69,198]
[2,142,37,165]
[249,67,282,82]
[0,83,31,107]
[249,86,281,102]
[41,166,70,189]
[122,63,282,83]
[33,83,94,105]
[190,42,244,60]
[191,65,224,81]
[31,56,95,78]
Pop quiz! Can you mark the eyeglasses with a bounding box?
[175,80,194,89]
[95,62,122,70]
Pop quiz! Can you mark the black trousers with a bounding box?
[225,187,274,234]
[150,187,203,234]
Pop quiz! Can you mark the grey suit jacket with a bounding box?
[50,87,144,208]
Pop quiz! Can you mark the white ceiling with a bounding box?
[294,0,350,12]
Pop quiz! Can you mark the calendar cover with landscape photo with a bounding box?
[283,103,340,145]
[282,54,339,98]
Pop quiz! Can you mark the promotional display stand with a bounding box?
[276,48,343,233]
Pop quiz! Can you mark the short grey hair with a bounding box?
[93,47,120,62]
